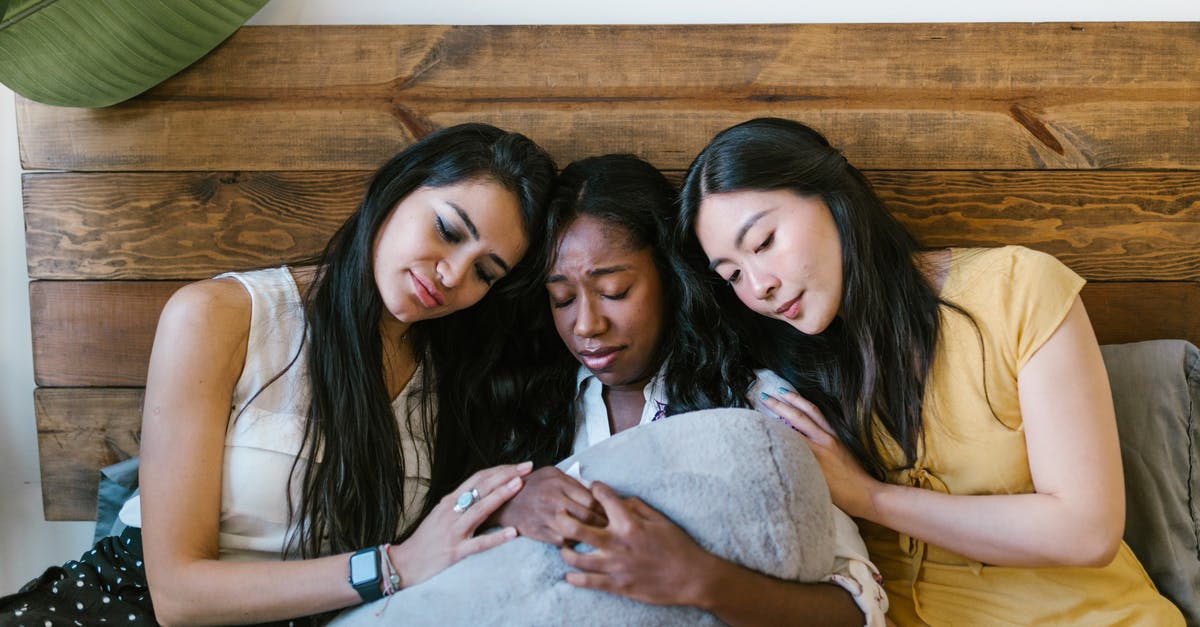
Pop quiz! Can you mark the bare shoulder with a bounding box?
[158,277,253,351]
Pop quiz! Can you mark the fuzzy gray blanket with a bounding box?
[332,408,835,626]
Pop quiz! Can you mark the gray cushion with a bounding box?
[1103,340,1200,624]
[93,456,139,543]
[332,408,836,626]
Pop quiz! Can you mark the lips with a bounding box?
[578,346,622,372]
[774,293,803,320]
[410,271,445,308]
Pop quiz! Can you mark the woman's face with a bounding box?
[546,215,665,391]
[373,177,526,325]
[695,189,843,335]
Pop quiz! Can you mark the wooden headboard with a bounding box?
[18,24,1199,521]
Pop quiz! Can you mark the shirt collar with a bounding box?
[574,364,668,406]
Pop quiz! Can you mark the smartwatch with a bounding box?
[348,546,384,603]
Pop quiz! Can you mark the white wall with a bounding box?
[2,0,1195,592]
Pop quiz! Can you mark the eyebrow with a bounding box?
[707,209,772,271]
[447,200,511,273]
[545,265,630,284]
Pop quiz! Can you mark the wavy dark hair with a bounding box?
[291,123,555,557]
[500,154,756,465]
[678,118,943,480]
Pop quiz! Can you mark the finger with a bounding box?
[564,570,616,593]
[549,507,605,544]
[566,502,608,527]
[761,396,831,444]
[559,500,603,526]
[776,390,835,433]
[554,509,608,548]
[589,500,610,525]
[457,525,518,557]
[459,461,534,497]
[560,546,608,572]
[590,482,636,530]
[454,474,524,533]
[559,478,600,511]
[624,496,661,521]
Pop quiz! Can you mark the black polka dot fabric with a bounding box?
[1,529,325,627]
[0,528,154,626]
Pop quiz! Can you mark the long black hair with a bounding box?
[292,123,555,557]
[501,154,756,466]
[678,118,941,480]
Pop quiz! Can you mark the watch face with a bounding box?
[349,549,378,584]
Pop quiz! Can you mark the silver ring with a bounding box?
[452,488,480,513]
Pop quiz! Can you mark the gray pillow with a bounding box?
[94,456,139,543]
[1103,340,1200,624]
[332,408,836,626]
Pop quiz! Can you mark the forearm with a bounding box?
[148,551,363,626]
[692,554,863,627]
[869,482,1122,567]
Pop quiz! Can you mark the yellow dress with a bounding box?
[860,246,1184,626]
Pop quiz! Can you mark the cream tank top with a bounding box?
[118,267,432,561]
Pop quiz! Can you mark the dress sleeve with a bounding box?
[822,508,889,627]
[998,247,1086,371]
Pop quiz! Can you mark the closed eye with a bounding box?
[474,265,498,285]
[724,269,742,285]
[551,296,575,309]
[603,287,630,301]
[435,216,463,244]
[755,232,774,253]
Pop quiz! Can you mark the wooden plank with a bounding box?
[1081,283,1200,348]
[29,281,184,387]
[23,171,366,280]
[875,171,1200,282]
[25,170,1200,281]
[28,280,1200,388]
[35,388,143,521]
[15,24,1198,172]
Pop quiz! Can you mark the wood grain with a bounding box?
[23,171,366,280]
[16,24,1198,172]
[35,388,143,521]
[1081,283,1200,347]
[29,281,184,387]
[25,170,1200,281]
[29,279,1200,388]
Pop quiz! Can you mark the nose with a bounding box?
[573,295,607,338]
[745,266,780,301]
[435,257,467,289]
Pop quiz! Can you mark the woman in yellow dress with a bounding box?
[675,117,1185,626]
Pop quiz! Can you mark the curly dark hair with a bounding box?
[497,153,757,467]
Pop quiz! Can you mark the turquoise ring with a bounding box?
[452,488,480,513]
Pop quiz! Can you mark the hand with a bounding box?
[490,466,607,546]
[761,390,882,520]
[557,481,718,606]
[391,462,532,588]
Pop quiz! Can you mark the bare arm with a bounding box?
[140,279,529,625]
[767,297,1124,567]
[558,482,863,627]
